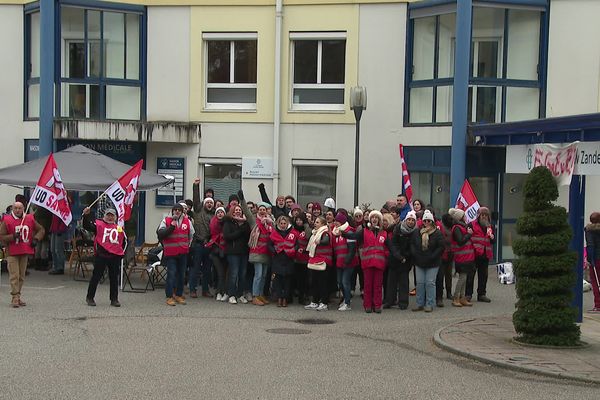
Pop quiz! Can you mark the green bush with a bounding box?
[512,166,581,346]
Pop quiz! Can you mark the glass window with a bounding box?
[204,164,242,202]
[436,85,453,123]
[505,87,539,122]
[30,12,40,78]
[468,85,501,124]
[291,37,346,109]
[502,173,525,220]
[472,8,504,79]
[104,12,125,79]
[412,16,435,80]
[205,38,257,108]
[507,9,540,81]
[296,166,337,208]
[437,14,455,79]
[431,173,450,216]
[411,172,432,207]
[25,11,40,119]
[409,87,433,123]
[28,84,40,119]
[106,85,141,120]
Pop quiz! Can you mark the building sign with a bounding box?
[506,141,600,182]
[242,157,273,179]
[156,157,184,206]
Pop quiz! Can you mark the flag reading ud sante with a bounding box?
[30,154,72,226]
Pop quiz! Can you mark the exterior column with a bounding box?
[39,0,56,157]
[449,0,472,205]
[569,175,585,323]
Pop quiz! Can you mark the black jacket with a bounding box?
[389,223,414,268]
[222,217,251,256]
[409,228,444,268]
[268,227,295,276]
[585,223,600,262]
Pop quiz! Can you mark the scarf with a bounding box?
[248,216,270,249]
[332,222,349,236]
[420,224,437,251]
[307,225,329,257]
[400,220,416,235]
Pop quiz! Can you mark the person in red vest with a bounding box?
[466,207,495,303]
[0,201,45,308]
[449,208,476,307]
[331,212,358,311]
[343,210,389,313]
[82,207,125,307]
[305,216,332,311]
[269,215,297,307]
[157,203,195,306]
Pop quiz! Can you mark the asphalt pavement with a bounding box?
[1,267,598,399]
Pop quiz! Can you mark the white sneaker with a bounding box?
[220,294,229,302]
[244,292,253,301]
[304,302,319,310]
[228,296,237,304]
[316,303,328,311]
[216,293,223,301]
[338,303,351,311]
[238,296,248,304]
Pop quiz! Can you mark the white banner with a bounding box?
[506,142,579,185]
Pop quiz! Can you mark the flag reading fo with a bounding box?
[30,154,72,226]
[106,160,143,227]
[455,179,480,224]
[399,144,413,205]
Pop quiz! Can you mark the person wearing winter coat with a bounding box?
[385,210,417,309]
[269,215,297,307]
[449,208,475,307]
[436,213,454,306]
[331,212,358,311]
[292,213,312,305]
[584,212,600,313]
[466,207,495,303]
[207,207,227,301]
[190,178,215,298]
[304,216,332,311]
[222,204,251,304]
[410,210,445,312]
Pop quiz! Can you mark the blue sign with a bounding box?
[156,157,185,206]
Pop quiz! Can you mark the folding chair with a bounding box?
[69,237,96,281]
[121,260,156,293]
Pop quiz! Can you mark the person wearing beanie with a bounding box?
[304,216,333,312]
[351,207,366,297]
[331,212,358,311]
[191,178,216,299]
[157,203,195,306]
[436,213,455,305]
[268,215,296,307]
[207,206,227,301]
[257,183,288,219]
[466,207,494,303]
[409,210,444,312]
[585,212,600,313]
[312,202,322,217]
[342,209,388,313]
[289,203,303,219]
[449,208,475,307]
[324,197,336,212]
[292,212,311,305]
[228,194,240,209]
[222,194,251,304]
[245,193,274,306]
[385,210,416,310]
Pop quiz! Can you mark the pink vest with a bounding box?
[294,229,309,264]
[250,220,272,256]
[451,224,475,264]
[333,226,359,268]
[361,228,387,270]
[4,214,36,256]
[162,216,191,256]
[94,219,125,256]
[471,221,493,259]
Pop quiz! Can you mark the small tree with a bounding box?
[512,166,581,346]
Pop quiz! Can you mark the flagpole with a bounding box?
[18,200,33,230]
[87,191,107,210]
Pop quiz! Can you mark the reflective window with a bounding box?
[204,164,242,203]
[296,166,337,209]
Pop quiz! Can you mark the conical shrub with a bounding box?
[512,166,580,346]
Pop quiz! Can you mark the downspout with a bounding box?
[272,0,282,199]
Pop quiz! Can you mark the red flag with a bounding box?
[106,160,143,227]
[30,154,73,226]
[399,144,413,205]
[455,179,480,223]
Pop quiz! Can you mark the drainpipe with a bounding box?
[272,0,282,199]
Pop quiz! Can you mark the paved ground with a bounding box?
[1,268,599,399]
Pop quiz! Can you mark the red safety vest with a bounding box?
[294,229,309,264]
[270,229,297,258]
[333,226,359,268]
[206,216,225,251]
[471,220,493,259]
[94,219,125,256]
[3,213,36,256]
[309,231,333,266]
[250,220,272,256]
[451,224,475,264]
[361,228,388,270]
[162,216,191,257]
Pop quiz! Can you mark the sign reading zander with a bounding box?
[505,141,600,184]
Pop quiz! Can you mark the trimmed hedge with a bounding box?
[512,166,581,346]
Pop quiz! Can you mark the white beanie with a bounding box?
[448,208,465,222]
[324,197,336,209]
[203,197,214,205]
[422,210,435,222]
[215,206,226,215]
[353,207,363,217]
[405,210,417,221]
[369,210,383,222]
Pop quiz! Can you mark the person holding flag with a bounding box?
[466,207,494,303]
[82,207,125,307]
[0,201,45,308]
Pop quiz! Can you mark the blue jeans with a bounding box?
[252,262,268,296]
[415,266,439,308]
[189,242,212,293]
[227,255,247,298]
[50,233,66,272]
[337,268,354,305]
[165,254,187,298]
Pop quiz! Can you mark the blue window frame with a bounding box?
[24,0,147,121]
[404,1,549,126]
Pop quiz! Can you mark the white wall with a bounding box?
[147,6,190,121]
[0,6,38,209]
[546,0,600,117]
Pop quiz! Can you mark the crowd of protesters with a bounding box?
[156,180,497,313]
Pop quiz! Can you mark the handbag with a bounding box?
[307,261,326,271]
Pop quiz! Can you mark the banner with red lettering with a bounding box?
[399,144,414,205]
[532,142,578,186]
[455,179,480,224]
[105,160,143,227]
[30,154,73,226]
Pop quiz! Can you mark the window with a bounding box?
[295,165,337,208]
[203,163,242,202]
[203,33,257,110]
[290,32,346,111]
[24,11,40,119]
[406,5,546,125]
[58,6,144,121]
[409,171,450,217]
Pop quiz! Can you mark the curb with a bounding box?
[433,320,600,385]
